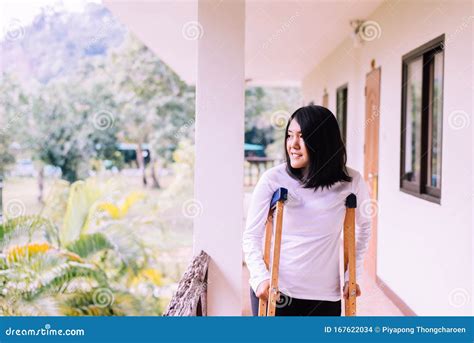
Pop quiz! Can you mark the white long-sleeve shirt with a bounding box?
[243,163,371,301]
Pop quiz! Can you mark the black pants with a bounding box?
[250,287,341,316]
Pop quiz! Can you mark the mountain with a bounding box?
[0,3,126,84]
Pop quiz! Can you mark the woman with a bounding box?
[243,105,371,316]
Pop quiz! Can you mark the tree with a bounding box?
[107,34,193,188]
[149,85,195,171]
[18,63,119,188]
[244,86,302,156]
[0,135,14,178]
[0,73,25,177]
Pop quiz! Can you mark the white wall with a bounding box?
[302,0,472,316]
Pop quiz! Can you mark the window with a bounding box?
[400,35,444,203]
[336,84,348,144]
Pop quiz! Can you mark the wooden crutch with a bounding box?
[343,193,357,316]
[258,187,288,316]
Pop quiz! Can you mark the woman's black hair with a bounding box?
[284,105,352,191]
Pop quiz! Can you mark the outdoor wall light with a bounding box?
[350,19,382,47]
[350,19,365,48]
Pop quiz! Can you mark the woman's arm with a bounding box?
[243,171,274,293]
[344,171,372,283]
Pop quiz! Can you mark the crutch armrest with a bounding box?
[345,193,357,208]
[270,188,288,209]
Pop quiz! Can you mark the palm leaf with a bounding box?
[0,295,61,316]
[96,222,147,272]
[61,179,102,245]
[0,216,59,251]
[2,246,108,301]
[60,289,146,316]
[26,261,109,299]
[66,233,113,259]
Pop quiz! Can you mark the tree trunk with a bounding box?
[37,167,44,203]
[136,144,147,187]
[163,250,209,316]
[149,157,161,189]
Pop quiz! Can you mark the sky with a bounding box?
[0,0,101,40]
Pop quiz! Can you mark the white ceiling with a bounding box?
[104,0,383,86]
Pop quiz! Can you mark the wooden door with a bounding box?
[363,63,381,281]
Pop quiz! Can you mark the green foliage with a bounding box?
[26,75,119,183]
[0,5,126,182]
[245,86,302,153]
[107,34,195,165]
[66,233,113,259]
[1,16,194,183]
[0,3,300,183]
[0,73,26,176]
[0,134,14,177]
[60,178,104,245]
[0,216,59,250]
[0,177,166,316]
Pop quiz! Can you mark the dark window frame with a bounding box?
[400,34,445,204]
[336,83,348,145]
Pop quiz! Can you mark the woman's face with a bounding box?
[286,119,309,170]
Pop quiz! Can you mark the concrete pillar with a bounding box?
[194,0,245,315]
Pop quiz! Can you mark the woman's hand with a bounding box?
[256,279,270,301]
[343,282,361,299]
